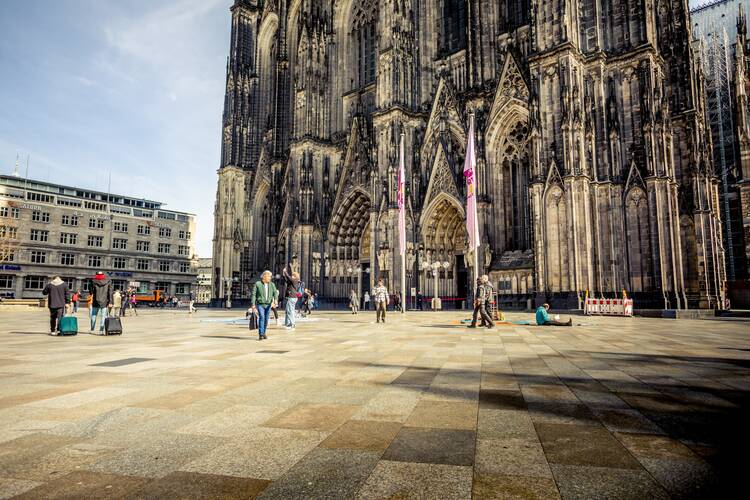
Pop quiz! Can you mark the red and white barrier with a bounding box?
[584,298,633,316]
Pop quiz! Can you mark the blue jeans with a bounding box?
[90,306,106,332]
[285,297,297,327]
[257,304,271,336]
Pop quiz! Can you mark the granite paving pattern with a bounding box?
[0,307,748,498]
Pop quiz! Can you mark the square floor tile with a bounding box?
[478,389,527,410]
[11,471,148,499]
[534,423,641,469]
[133,471,270,499]
[475,438,552,478]
[263,403,358,432]
[550,464,669,500]
[356,460,472,500]
[405,400,477,430]
[320,420,401,452]
[472,473,560,500]
[382,427,475,466]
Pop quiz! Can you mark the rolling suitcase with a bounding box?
[104,316,123,336]
[59,315,78,336]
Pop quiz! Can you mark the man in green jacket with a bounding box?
[251,270,279,340]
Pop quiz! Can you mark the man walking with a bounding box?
[42,276,70,335]
[251,270,278,340]
[90,271,113,334]
[373,279,389,323]
[112,289,123,317]
[282,265,301,330]
[468,275,494,329]
[349,289,359,314]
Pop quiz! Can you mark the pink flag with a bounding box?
[398,134,406,256]
[463,116,480,250]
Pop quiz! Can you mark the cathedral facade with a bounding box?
[212,0,726,309]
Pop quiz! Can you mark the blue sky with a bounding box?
[0,0,233,257]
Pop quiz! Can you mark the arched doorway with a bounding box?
[328,189,372,300]
[420,194,467,307]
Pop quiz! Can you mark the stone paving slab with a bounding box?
[0,307,748,498]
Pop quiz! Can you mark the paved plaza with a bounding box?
[0,307,748,499]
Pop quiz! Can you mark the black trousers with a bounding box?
[49,307,64,332]
[471,302,493,327]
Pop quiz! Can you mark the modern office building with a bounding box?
[195,257,213,304]
[0,174,198,299]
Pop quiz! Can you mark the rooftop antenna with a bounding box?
[12,153,20,177]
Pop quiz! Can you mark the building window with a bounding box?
[157,243,171,254]
[89,218,105,229]
[177,245,189,256]
[439,0,467,56]
[175,283,188,294]
[87,235,104,247]
[113,238,128,250]
[60,253,75,266]
[27,192,53,203]
[155,281,170,292]
[0,226,18,239]
[352,1,378,88]
[24,275,46,290]
[112,257,127,269]
[113,222,129,232]
[159,261,171,272]
[30,251,47,264]
[137,225,151,236]
[57,197,81,207]
[179,262,190,273]
[137,259,150,271]
[1,250,14,262]
[158,227,172,238]
[60,232,78,245]
[84,201,106,211]
[61,214,79,226]
[31,210,50,223]
[137,241,150,252]
[30,229,49,242]
[88,255,102,268]
[178,230,192,239]
[0,207,7,217]
[112,279,126,291]
[0,275,13,289]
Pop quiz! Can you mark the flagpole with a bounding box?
[400,131,406,314]
[469,113,479,288]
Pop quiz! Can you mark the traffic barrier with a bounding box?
[584,298,633,316]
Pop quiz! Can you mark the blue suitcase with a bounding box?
[59,316,78,336]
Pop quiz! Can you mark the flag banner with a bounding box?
[398,134,406,256]
[463,116,480,250]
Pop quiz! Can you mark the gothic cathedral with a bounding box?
[212,0,726,309]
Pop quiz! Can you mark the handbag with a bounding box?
[248,311,259,331]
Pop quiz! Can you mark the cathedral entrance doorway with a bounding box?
[420,193,468,308]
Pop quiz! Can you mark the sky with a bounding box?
[0,0,234,258]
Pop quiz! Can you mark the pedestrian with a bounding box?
[363,291,370,311]
[71,289,80,314]
[282,265,301,330]
[349,289,359,314]
[251,270,278,340]
[121,288,130,317]
[393,292,402,312]
[536,303,573,326]
[42,276,71,335]
[302,289,312,316]
[90,272,113,334]
[172,296,179,308]
[113,289,123,317]
[416,292,423,310]
[189,298,197,315]
[469,276,493,328]
[373,279,389,323]
[130,294,138,316]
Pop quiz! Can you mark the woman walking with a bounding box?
[282,265,301,330]
[251,270,279,340]
[349,289,359,314]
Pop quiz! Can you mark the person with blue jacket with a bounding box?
[536,303,572,326]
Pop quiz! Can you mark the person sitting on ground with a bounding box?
[536,303,573,326]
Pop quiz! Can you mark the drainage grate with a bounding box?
[90,357,154,367]
[257,350,289,354]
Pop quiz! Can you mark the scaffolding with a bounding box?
[703,26,740,280]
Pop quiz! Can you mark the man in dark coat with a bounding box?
[90,271,113,334]
[43,276,70,335]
